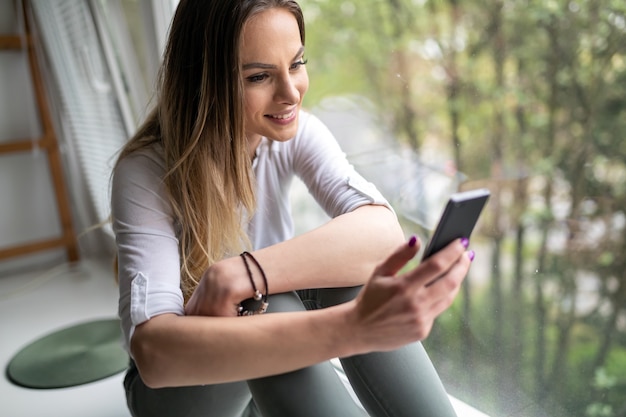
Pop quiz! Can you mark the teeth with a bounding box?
[269,111,294,120]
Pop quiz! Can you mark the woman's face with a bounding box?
[240,7,309,152]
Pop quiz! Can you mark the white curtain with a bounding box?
[30,0,126,256]
[28,0,173,256]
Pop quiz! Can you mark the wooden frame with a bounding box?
[0,0,79,262]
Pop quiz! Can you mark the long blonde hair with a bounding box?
[114,0,305,301]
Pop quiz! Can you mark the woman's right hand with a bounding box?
[347,236,472,353]
[185,256,252,317]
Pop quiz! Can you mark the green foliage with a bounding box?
[300,0,626,415]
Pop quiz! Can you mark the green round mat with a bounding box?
[6,318,128,389]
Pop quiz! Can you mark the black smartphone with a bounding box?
[421,188,490,260]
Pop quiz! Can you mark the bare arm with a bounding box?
[133,306,353,387]
[185,204,405,316]
[133,237,472,388]
[255,204,404,291]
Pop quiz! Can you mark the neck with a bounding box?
[247,134,262,159]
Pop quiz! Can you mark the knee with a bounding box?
[318,286,363,308]
[265,291,306,314]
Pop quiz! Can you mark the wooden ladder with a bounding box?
[0,0,79,262]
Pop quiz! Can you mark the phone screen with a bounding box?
[421,188,490,260]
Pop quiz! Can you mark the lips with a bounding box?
[266,110,295,120]
[264,109,297,126]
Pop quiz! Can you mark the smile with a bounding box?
[265,110,297,125]
[266,110,295,120]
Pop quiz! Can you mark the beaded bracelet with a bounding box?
[237,251,269,316]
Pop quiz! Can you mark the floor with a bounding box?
[0,256,131,417]
[0,255,489,417]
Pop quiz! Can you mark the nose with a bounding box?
[274,74,300,104]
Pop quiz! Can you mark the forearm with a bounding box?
[253,204,404,293]
[132,305,358,388]
[186,204,403,317]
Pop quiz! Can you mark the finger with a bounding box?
[404,238,468,287]
[375,236,421,277]
[423,249,471,298]
[424,268,467,322]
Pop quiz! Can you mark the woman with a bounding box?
[111,0,473,416]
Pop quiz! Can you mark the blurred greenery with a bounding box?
[300,1,626,416]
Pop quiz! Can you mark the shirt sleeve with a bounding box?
[292,112,393,218]
[111,147,184,354]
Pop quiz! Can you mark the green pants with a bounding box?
[123,287,458,417]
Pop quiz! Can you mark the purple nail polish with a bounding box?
[461,237,470,248]
[468,250,475,261]
[408,236,417,247]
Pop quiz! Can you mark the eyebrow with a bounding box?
[242,46,305,71]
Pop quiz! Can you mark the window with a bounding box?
[299,1,626,417]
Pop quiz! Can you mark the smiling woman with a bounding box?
[110,1,475,416]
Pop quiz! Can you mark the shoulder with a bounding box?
[285,110,338,154]
[289,110,344,159]
[111,143,170,215]
[114,144,166,180]
[296,110,331,138]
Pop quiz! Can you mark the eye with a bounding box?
[290,58,308,71]
[246,73,269,83]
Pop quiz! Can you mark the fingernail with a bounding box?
[460,237,470,248]
[408,236,417,247]
[468,250,475,262]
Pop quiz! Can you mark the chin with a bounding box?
[263,123,299,142]
[270,131,298,142]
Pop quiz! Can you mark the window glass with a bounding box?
[300,1,626,417]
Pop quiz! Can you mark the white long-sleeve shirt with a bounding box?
[111,111,391,353]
